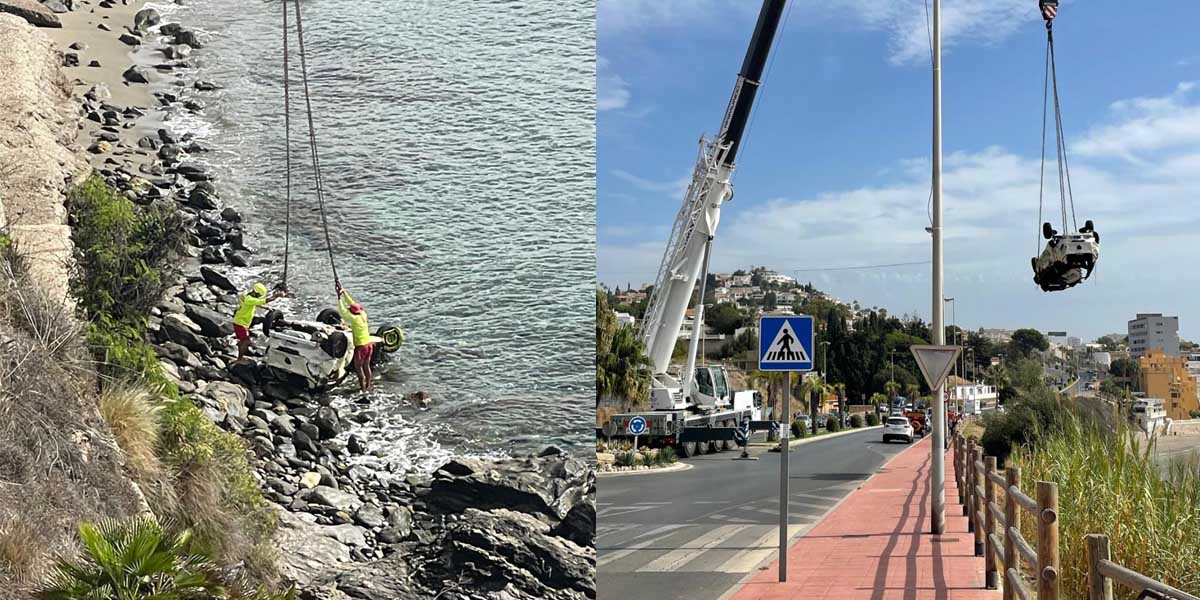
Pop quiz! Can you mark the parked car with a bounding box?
[815,414,828,428]
[882,417,914,444]
[793,413,812,428]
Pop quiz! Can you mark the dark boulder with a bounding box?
[313,406,342,440]
[199,266,236,292]
[159,22,182,36]
[132,7,159,32]
[122,65,149,84]
[184,303,232,337]
[117,32,140,46]
[173,29,202,48]
[0,0,62,28]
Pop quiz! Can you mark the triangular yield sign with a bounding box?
[762,320,810,363]
[910,345,961,390]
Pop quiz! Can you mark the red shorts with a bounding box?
[233,324,250,342]
[354,343,373,365]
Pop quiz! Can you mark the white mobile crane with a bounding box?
[603,0,786,458]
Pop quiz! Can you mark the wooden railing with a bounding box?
[953,433,1198,600]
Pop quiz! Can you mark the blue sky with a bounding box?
[597,0,1200,343]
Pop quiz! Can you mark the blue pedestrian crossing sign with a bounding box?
[627,416,648,435]
[758,315,815,372]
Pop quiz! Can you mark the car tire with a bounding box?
[321,332,349,359]
[906,437,913,444]
[316,307,342,326]
[262,309,284,334]
[375,324,405,353]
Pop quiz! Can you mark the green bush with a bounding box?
[866,413,880,426]
[655,446,677,466]
[791,420,808,439]
[65,177,276,582]
[849,414,864,428]
[614,451,637,468]
[67,176,183,324]
[1190,410,1200,419]
[825,418,841,433]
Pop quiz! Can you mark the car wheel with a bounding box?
[321,332,349,359]
[262,309,284,334]
[907,437,913,444]
[316,307,341,326]
[375,324,405,353]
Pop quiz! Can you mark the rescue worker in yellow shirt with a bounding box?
[232,282,286,359]
[336,283,373,393]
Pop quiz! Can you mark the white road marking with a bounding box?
[636,525,753,573]
[711,524,806,573]
[597,524,687,566]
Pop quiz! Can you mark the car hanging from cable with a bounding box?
[1030,0,1099,293]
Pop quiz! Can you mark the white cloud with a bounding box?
[598,0,1038,66]
[599,82,1200,339]
[611,169,691,197]
[597,56,632,112]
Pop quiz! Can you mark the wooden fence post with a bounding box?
[985,456,998,589]
[954,435,962,504]
[1037,481,1060,600]
[1086,534,1113,600]
[965,439,975,522]
[973,447,984,557]
[1003,466,1021,600]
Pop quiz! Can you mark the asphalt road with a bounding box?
[597,428,917,600]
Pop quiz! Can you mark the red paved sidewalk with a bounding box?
[728,436,999,600]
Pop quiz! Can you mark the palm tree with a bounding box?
[884,380,901,401]
[40,516,223,599]
[905,382,920,403]
[801,374,833,432]
[748,370,787,440]
[597,325,652,407]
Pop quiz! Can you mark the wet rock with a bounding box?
[87,140,112,154]
[117,32,139,46]
[159,22,182,36]
[200,247,224,264]
[313,406,342,440]
[85,83,110,101]
[157,128,177,144]
[132,7,159,31]
[155,341,202,369]
[181,282,216,305]
[161,44,190,60]
[174,162,211,182]
[354,504,385,529]
[424,455,594,525]
[293,429,321,457]
[226,250,250,267]
[173,29,201,48]
[199,265,236,292]
[228,358,260,386]
[122,65,149,84]
[219,206,241,222]
[551,501,595,548]
[95,130,119,142]
[97,22,110,31]
[68,41,85,50]
[62,51,78,66]
[194,80,220,91]
[157,143,181,163]
[87,60,100,67]
[346,434,367,456]
[161,314,209,355]
[137,135,161,150]
[183,99,203,113]
[0,0,62,28]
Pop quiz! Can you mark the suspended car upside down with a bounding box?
[259,308,404,391]
[1032,220,1099,292]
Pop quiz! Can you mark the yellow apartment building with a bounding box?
[1138,349,1200,420]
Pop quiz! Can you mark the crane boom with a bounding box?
[639,0,787,402]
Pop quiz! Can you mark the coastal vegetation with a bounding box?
[65,177,278,587]
[596,290,652,409]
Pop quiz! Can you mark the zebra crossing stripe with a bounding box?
[712,524,806,573]
[597,524,687,566]
[636,525,752,573]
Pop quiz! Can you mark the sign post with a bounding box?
[911,344,962,534]
[733,415,757,461]
[758,315,814,583]
[627,416,647,453]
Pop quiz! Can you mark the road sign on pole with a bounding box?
[758,316,815,372]
[757,316,814,582]
[911,345,962,391]
[627,416,647,451]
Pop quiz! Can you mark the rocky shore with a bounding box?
[2,1,595,597]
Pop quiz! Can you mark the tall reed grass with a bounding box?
[1011,407,1200,599]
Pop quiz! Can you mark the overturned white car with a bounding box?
[260,308,404,391]
[1032,220,1099,292]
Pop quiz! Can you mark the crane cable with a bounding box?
[1036,15,1078,254]
[280,0,341,293]
[280,0,291,290]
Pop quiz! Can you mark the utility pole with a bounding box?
[930,0,947,536]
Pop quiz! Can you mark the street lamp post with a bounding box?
[930,0,947,535]
[821,341,831,381]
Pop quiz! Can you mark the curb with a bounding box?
[716,434,933,600]
[596,461,694,478]
[751,425,884,451]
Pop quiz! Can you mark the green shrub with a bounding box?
[66,177,275,581]
[614,451,637,468]
[655,446,677,466]
[791,420,808,439]
[825,418,841,433]
[67,176,183,324]
[849,414,864,428]
[980,392,1061,466]
[866,413,880,426]
[1190,410,1200,419]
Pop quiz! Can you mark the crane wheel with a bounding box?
[679,440,699,458]
[316,307,341,326]
[721,420,736,451]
